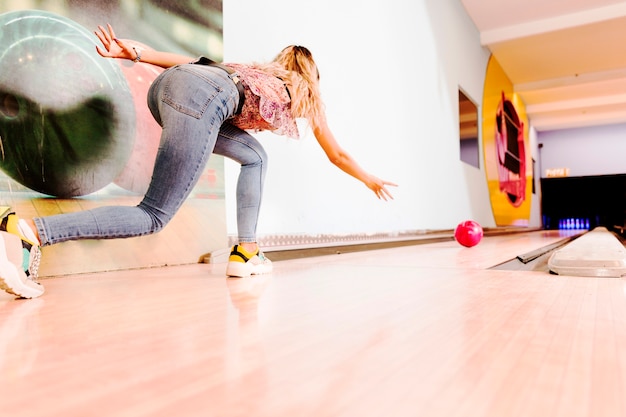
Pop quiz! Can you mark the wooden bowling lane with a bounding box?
[1,229,625,417]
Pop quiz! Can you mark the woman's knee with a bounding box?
[137,203,174,234]
[248,145,268,169]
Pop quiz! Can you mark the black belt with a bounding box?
[192,57,245,115]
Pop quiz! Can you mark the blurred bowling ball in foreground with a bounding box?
[454,220,483,247]
[0,10,135,197]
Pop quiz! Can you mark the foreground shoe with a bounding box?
[0,212,43,298]
[226,245,273,278]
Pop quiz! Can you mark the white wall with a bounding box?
[222,0,510,240]
[538,123,626,178]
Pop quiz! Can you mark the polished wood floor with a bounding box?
[1,229,625,417]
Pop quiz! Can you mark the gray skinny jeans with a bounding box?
[34,64,267,246]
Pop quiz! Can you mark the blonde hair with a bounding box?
[255,45,325,129]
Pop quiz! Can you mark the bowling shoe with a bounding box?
[226,245,273,278]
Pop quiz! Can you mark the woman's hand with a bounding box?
[94,24,136,61]
[366,175,397,201]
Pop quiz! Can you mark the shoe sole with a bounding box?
[226,261,273,278]
[0,232,43,299]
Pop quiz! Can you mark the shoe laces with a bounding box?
[27,246,41,281]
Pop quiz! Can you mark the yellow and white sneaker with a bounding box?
[226,245,273,278]
[0,211,43,298]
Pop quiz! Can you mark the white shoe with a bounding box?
[0,231,43,299]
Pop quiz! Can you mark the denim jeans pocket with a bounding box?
[161,66,223,119]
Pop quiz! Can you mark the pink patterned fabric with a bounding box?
[226,63,300,139]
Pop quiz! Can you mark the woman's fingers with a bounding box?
[94,24,129,59]
[370,180,397,201]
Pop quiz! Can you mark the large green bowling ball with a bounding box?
[0,10,135,197]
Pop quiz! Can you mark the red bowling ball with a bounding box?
[454,220,483,247]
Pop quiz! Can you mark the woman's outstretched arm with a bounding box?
[95,24,194,68]
[313,119,397,201]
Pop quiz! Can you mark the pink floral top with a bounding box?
[226,63,300,139]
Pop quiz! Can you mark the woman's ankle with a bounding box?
[23,219,40,245]
[239,242,258,254]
